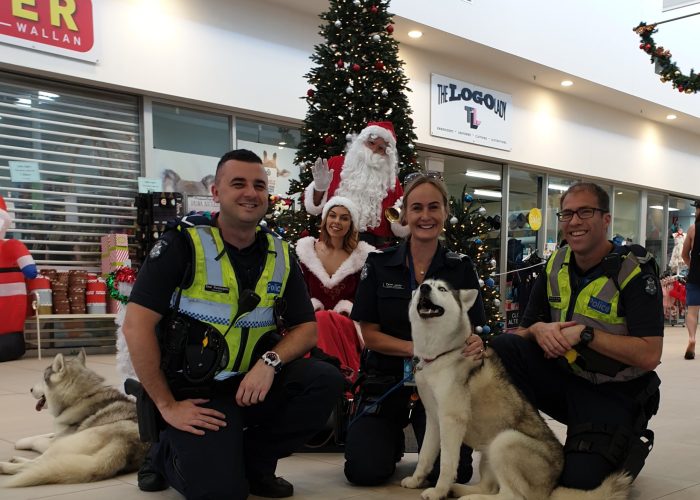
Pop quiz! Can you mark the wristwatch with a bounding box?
[262,351,283,374]
[579,326,595,347]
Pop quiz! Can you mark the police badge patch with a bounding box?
[360,263,369,281]
[149,239,168,260]
[644,275,657,296]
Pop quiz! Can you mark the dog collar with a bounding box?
[416,347,461,370]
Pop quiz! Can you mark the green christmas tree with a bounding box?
[266,0,419,241]
[443,186,505,338]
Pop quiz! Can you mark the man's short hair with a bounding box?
[560,182,610,212]
[216,149,263,173]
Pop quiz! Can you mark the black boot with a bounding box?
[248,475,294,498]
[137,450,168,492]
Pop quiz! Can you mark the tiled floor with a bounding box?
[1,326,699,499]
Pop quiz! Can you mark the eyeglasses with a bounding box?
[403,171,443,187]
[555,207,608,222]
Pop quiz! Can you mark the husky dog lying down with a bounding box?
[400,279,630,500]
[0,350,149,487]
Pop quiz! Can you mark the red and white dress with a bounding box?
[295,237,375,381]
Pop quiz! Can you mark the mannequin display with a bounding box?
[669,227,686,274]
[0,194,38,361]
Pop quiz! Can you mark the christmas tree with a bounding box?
[265,0,419,241]
[443,186,505,338]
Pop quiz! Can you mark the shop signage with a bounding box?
[430,73,512,151]
[9,160,40,182]
[0,0,97,62]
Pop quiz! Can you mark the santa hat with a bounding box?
[0,194,6,212]
[359,121,397,149]
[322,196,360,229]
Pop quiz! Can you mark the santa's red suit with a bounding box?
[296,236,374,382]
[0,195,37,361]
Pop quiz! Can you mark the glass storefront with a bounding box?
[612,187,640,245]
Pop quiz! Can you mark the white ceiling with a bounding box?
[263,0,700,135]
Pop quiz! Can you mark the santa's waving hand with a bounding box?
[304,121,409,245]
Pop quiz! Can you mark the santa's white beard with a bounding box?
[337,144,397,231]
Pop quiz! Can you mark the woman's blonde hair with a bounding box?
[399,176,449,225]
[319,204,359,252]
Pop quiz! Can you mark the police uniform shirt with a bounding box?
[351,241,486,377]
[519,245,663,340]
[129,225,315,328]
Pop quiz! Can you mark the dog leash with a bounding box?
[347,373,413,428]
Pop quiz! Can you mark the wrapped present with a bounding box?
[101,234,131,275]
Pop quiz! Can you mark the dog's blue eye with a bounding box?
[438,286,447,292]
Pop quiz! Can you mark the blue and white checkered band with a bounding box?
[149,240,168,260]
[360,263,369,281]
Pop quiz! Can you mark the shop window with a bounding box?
[151,102,230,203]
[646,192,666,265]
[0,72,140,270]
[545,176,578,248]
[668,197,695,274]
[612,188,640,245]
[235,119,301,197]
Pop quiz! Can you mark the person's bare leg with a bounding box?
[685,305,699,359]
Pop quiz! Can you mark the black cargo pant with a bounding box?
[151,356,344,500]
[344,383,473,486]
[490,333,659,490]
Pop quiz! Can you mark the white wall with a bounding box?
[1,0,698,196]
[392,0,700,118]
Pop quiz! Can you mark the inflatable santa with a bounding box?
[304,121,410,245]
[0,194,37,361]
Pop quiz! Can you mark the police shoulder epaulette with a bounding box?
[622,244,654,264]
[176,213,215,229]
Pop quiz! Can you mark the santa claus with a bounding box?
[304,121,409,245]
[0,194,38,361]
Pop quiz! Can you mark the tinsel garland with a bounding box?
[633,22,698,94]
[106,267,136,304]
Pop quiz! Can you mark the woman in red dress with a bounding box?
[295,196,375,382]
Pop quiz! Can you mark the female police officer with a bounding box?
[344,174,486,486]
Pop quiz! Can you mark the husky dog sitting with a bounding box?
[400,279,630,500]
[0,350,149,487]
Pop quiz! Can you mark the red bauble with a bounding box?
[387,24,394,34]
[374,61,385,70]
[324,135,333,145]
[307,89,315,97]
[352,63,361,72]
[300,230,310,237]
[370,5,378,13]
[336,59,344,68]
[678,86,684,92]
[639,43,645,49]
[644,43,651,51]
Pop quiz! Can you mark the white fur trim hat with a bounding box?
[357,121,397,150]
[322,196,360,228]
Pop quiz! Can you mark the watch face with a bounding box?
[263,351,280,366]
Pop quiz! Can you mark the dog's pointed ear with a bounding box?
[459,289,479,310]
[52,353,65,373]
[77,348,87,366]
[263,150,268,160]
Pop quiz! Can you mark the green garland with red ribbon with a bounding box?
[106,267,136,304]
[633,22,698,94]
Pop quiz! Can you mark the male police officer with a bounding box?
[490,182,662,490]
[123,150,343,499]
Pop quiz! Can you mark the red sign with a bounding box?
[0,0,94,53]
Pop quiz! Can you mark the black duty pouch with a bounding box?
[181,316,230,384]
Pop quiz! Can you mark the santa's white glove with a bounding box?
[311,157,333,192]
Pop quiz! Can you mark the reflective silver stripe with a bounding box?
[270,236,286,285]
[234,306,276,328]
[574,366,647,384]
[176,296,231,325]
[594,254,640,303]
[197,227,224,287]
[548,249,568,298]
[571,313,628,335]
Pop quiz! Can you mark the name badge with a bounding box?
[382,282,405,290]
[549,296,562,303]
[588,296,612,315]
[205,284,229,294]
